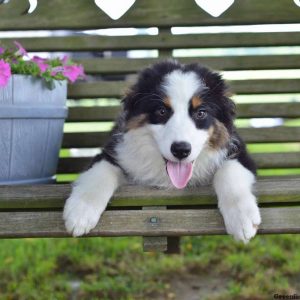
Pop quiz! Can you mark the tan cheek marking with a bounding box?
[163,97,172,109]
[126,114,148,130]
[192,96,203,109]
[208,120,230,150]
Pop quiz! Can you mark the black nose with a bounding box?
[171,142,191,160]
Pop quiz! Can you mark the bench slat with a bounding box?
[67,79,300,99]
[57,153,300,174]
[62,127,300,148]
[1,0,300,30]
[2,32,300,52]
[0,178,299,209]
[76,56,300,75]
[67,102,300,122]
[0,207,299,238]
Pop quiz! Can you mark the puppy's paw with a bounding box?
[221,196,261,243]
[63,195,103,237]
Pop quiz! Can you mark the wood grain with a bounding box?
[0,177,299,209]
[2,32,300,52]
[1,0,300,30]
[0,207,299,238]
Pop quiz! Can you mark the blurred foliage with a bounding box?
[0,235,299,299]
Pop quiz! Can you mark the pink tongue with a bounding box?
[166,161,193,189]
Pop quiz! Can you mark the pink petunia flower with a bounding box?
[0,47,4,55]
[32,56,47,63]
[14,41,28,57]
[0,59,11,88]
[32,56,49,73]
[62,65,86,83]
[37,62,49,73]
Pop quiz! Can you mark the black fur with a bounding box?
[228,131,257,175]
[188,103,214,130]
[122,60,181,124]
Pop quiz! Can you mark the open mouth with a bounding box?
[166,160,194,189]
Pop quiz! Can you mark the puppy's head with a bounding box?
[123,60,235,188]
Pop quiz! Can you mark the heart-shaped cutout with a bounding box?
[27,0,37,14]
[194,0,234,17]
[294,0,300,7]
[94,0,135,20]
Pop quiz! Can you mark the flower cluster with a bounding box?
[0,41,86,88]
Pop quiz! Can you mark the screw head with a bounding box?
[150,217,158,224]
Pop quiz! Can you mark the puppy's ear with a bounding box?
[202,69,236,131]
[220,95,236,133]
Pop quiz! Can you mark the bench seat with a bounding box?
[1,177,299,238]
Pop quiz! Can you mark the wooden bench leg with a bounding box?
[142,206,181,253]
[143,236,168,252]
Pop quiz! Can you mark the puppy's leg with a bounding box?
[63,159,123,237]
[213,159,261,243]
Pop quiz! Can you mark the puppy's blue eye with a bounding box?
[195,110,207,120]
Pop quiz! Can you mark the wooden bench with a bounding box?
[1,0,300,252]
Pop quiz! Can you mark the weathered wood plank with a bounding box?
[62,131,108,148]
[0,177,299,210]
[75,56,300,75]
[67,102,300,122]
[62,127,300,148]
[0,207,299,238]
[2,32,300,52]
[67,79,300,99]
[68,82,125,99]
[235,102,300,118]
[68,106,120,122]
[230,79,300,95]
[1,0,300,30]
[57,152,300,174]
[252,153,300,169]
[237,127,300,143]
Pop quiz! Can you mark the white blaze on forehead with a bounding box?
[162,70,205,111]
[148,69,211,188]
[148,68,210,166]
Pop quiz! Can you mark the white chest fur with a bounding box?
[115,127,226,188]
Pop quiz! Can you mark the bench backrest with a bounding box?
[1,0,300,182]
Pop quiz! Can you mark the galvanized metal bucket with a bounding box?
[0,75,68,185]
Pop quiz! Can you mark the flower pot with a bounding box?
[0,75,68,185]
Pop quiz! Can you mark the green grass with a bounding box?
[0,235,300,299]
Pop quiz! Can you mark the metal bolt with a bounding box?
[150,217,158,224]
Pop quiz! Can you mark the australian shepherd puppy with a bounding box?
[63,60,261,243]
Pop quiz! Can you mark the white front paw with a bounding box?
[221,196,261,243]
[63,195,103,237]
